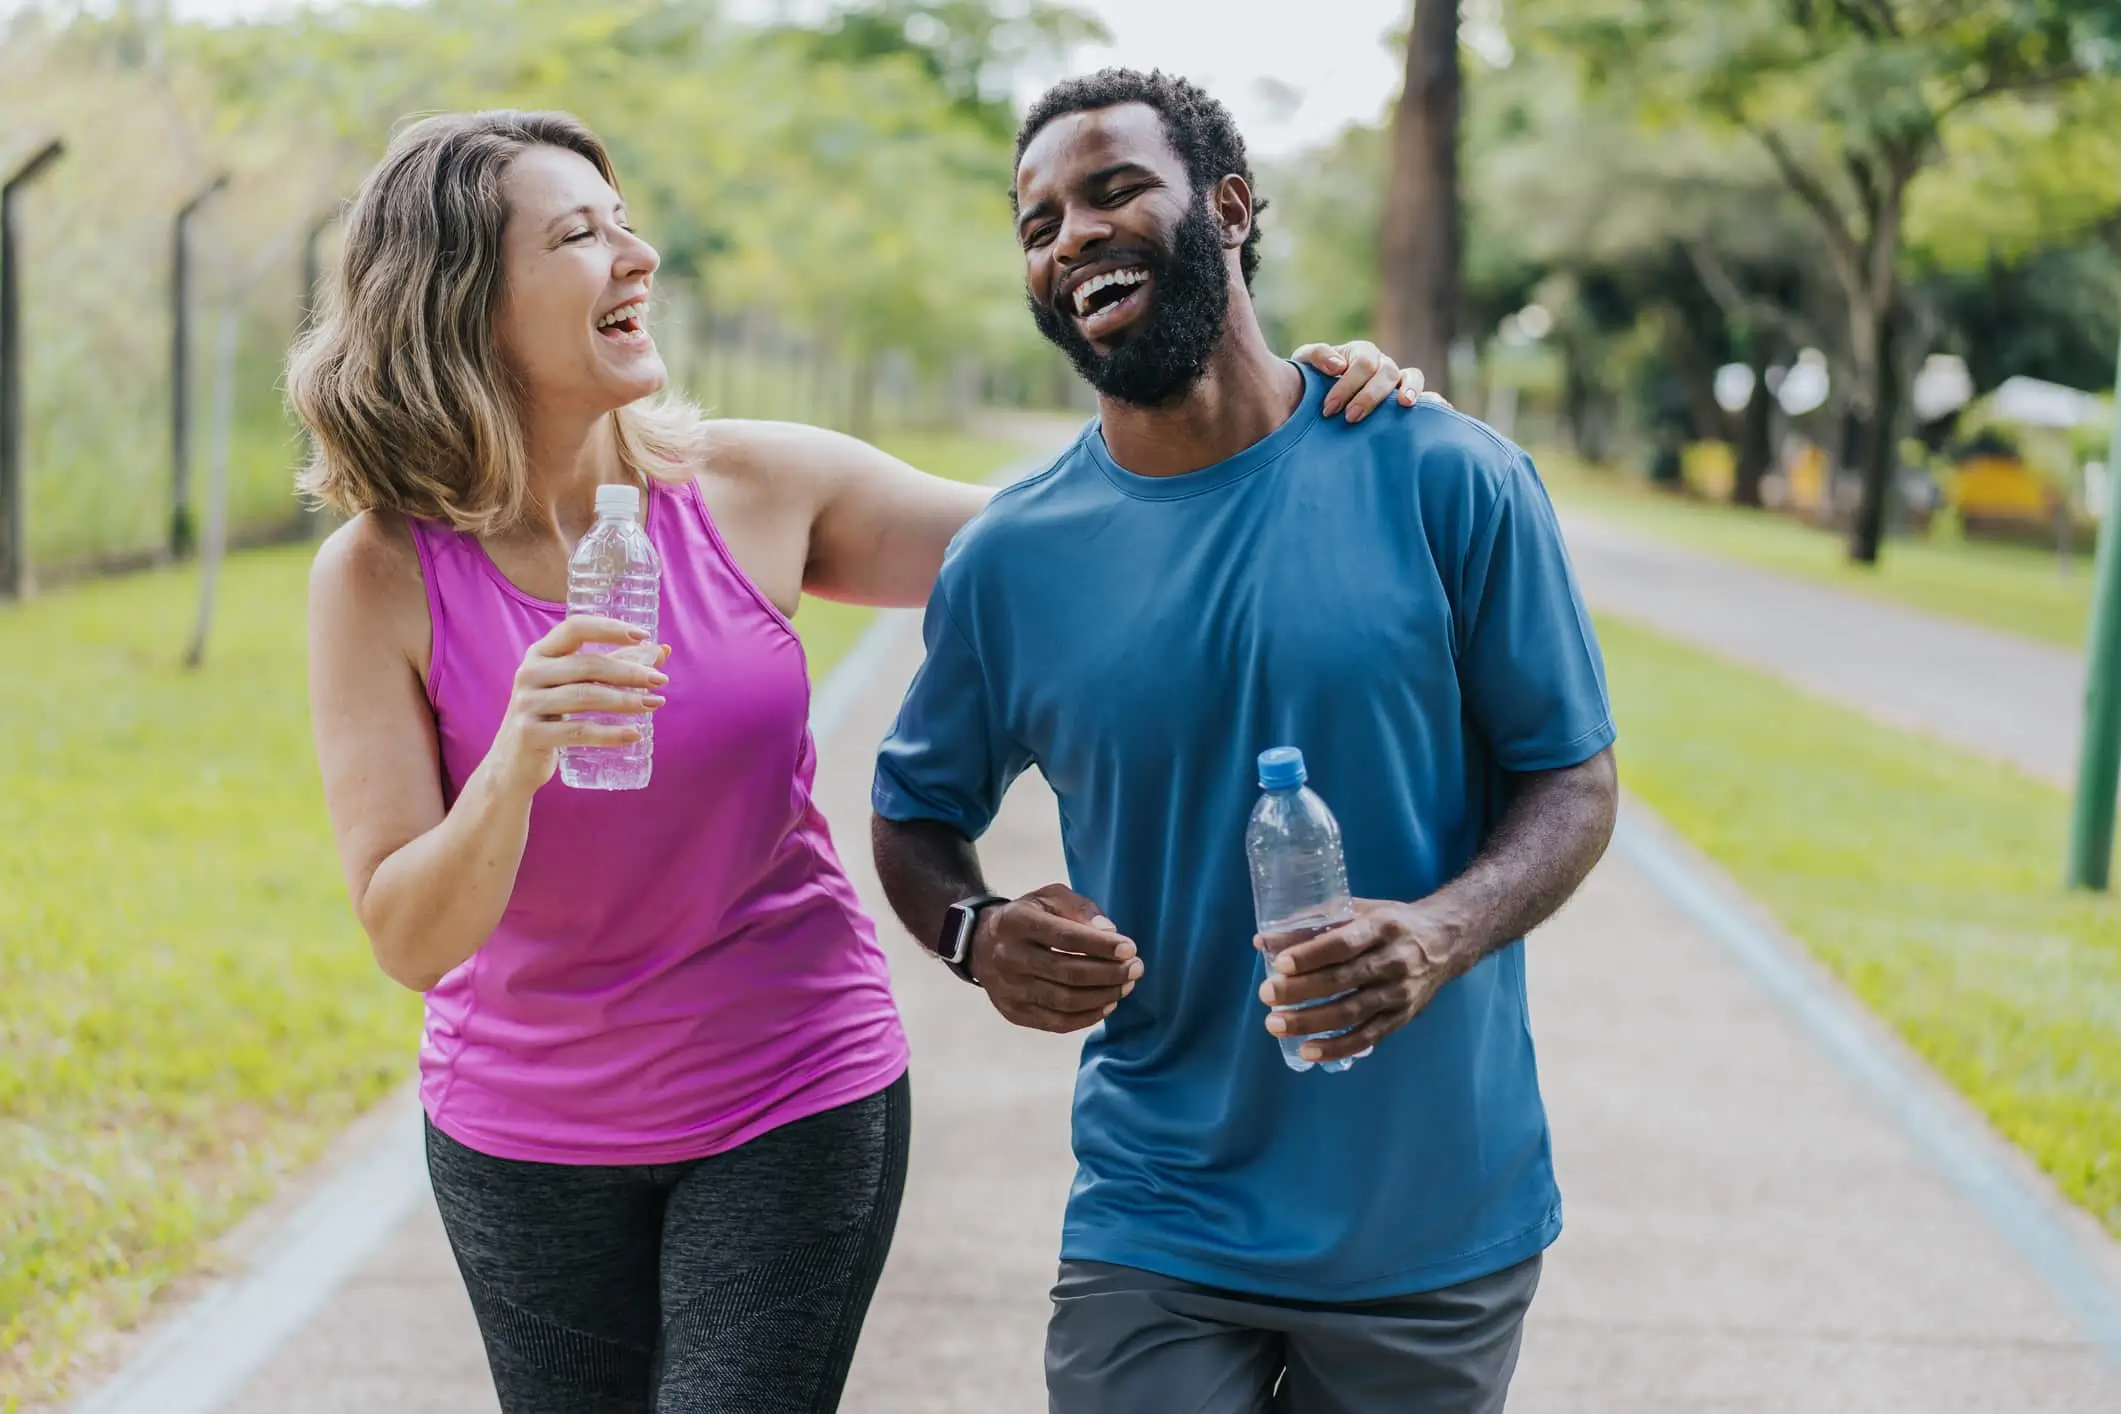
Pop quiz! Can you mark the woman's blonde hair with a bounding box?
[288,109,705,534]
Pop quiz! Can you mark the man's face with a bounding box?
[1014,103,1237,407]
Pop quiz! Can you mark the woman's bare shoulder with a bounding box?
[309,510,430,660]
[314,508,419,591]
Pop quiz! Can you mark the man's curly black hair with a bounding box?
[1014,68,1268,289]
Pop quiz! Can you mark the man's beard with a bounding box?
[1028,201,1231,408]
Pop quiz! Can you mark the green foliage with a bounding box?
[1513,0,2121,305]
[1602,614,2121,1239]
[1923,245,2121,396]
[1255,124,1389,348]
[1259,3,2121,482]
[775,0,1109,137]
[175,0,1052,368]
[1257,52,1602,358]
[1906,81,2121,271]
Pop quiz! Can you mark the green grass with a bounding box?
[0,428,1032,1410]
[1599,613,2121,1236]
[1542,454,2096,650]
[0,547,417,1409]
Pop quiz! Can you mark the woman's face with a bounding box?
[494,145,666,420]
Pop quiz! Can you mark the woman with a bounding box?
[293,108,1423,1414]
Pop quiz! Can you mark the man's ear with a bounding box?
[1212,174,1254,250]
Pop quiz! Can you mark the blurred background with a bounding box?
[3,1,2120,1409]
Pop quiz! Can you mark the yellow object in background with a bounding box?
[1786,443,1828,513]
[1950,453,2054,523]
[1682,440,1736,501]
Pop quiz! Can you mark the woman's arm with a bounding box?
[799,343,1428,609]
[308,516,662,990]
[798,431,997,609]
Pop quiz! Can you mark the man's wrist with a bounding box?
[933,892,1009,985]
[1393,895,1480,975]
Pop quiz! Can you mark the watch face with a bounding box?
[941,905,974,963]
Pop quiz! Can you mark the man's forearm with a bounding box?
[1422,748,1619,970]
[872,813,992,951]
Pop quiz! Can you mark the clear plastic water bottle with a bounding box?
[558,483,660,791]
[1245,746,1371,1074]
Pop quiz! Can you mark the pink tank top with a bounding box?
[407,478,908,1164]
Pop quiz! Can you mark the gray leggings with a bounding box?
[425,1074,910,1414]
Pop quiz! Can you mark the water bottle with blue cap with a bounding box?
[1245,746,1371,1073]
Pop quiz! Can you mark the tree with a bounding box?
[1524,0,2121,563]
[185,0,1048,378]
[1464,37,1833,479]
[1377,0,1463,398]
[1902,76,2121,397]
[782,0,1108,136]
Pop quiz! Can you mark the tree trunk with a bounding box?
[1734,335,1777,507]
[1376,0,1461,398]
[1562,339,1592,457]
[1846,301,1902,565]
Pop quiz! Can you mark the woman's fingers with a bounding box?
[520,650,669,691]
[534,615,647,658]
[1342,361,1403,423]
[524,717,644,750]
[528,683,665,718]
[1319,341,1386,418]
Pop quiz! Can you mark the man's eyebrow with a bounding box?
[1085,161,1154,186]
[1015,162,1156,231]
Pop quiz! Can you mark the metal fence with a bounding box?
[0,95,337,596]
[0,167,1016,601]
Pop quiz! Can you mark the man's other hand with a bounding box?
[1257,898,1462,1064]
[974,883,1142,1034]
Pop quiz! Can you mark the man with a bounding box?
[870,68,1618,1413]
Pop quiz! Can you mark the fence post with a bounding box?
[296,208,338,538]
[169,173,229,560]
[0,139,65,602]
[2067,333,2121,891]
[184,305,240,669]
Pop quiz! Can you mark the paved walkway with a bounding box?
[1558,510,2086,786]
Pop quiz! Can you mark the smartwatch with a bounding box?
[934,894,1010,985]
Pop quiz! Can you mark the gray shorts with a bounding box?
[1045,1254,1542,1414]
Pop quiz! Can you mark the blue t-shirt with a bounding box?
[872,364,1615,1301]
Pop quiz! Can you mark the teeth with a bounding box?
[597,301,646,330]
[1072,268,1148,316]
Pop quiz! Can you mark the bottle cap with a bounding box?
[595,483,643,520]
[1257,746,1306,790]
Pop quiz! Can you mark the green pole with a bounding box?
[2066,335,2121,890]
